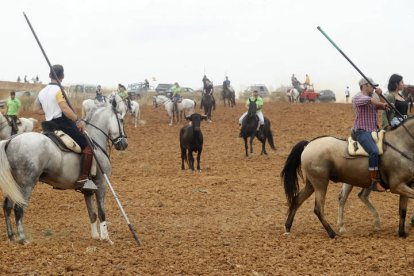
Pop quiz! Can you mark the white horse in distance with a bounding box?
[0,113,38,140]
[153,95,196,126]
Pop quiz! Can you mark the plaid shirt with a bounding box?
[352,92,379,131]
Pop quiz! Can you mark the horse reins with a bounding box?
[83,106,127,148]
[383,120,414,163]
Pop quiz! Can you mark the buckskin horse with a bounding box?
[0,95,128,244]
[240,99,275,157]
[281,118,414,238]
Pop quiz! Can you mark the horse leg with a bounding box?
[83,191,99,240]
[358,188,380,231]
[249,135,255,155]
[3,197,15,241]
[285,180,314,233]
[337,184,353,234]
[398,196,409,238]
[244,137,248,157]
[13,183,35,244]
[95,186,113,244]
[313,182,336,238]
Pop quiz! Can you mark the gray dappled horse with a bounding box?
[240,99,275,157]
[0,113,38,140]
[281,118,414,238]
[153,95,196,126]
[0,95,127,244]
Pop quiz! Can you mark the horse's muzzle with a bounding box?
[114,137,128,150]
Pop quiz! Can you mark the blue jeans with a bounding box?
[353,129,379,170]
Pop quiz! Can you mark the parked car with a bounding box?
[318,90,336,102]
[67,84,97,99]
[243,85,269,98]
[127,82,151,99]
[155,83,174,95]
[0,90,36,108]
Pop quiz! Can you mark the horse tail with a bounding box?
[280,140,309,211]
[0,141,26,206]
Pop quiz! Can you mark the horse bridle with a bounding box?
[383,119,414,163]
[84,105,127,147]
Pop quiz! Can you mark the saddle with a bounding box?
[41,121,81,153]
[41,121,97,178]
[347,130,385,156]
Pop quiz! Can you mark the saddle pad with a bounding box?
[43,130,82,153]
[54,130,82,153]
[347,130,384,156]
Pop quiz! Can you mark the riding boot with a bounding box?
[77,145,97,191]
[11,118,18,135]
[369,170,386,192]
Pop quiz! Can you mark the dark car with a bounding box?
[318,90,336,102]
[127,82,151,99]
[243,84,269,98]
[155,83,174,95]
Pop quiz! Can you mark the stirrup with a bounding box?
[370,180,386,192]
[79,179,98,191]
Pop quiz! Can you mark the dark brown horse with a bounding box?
[402,85,414,112]
[281,117,414,238]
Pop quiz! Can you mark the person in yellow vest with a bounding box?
[5,91,21,135]
[304,74,311,89]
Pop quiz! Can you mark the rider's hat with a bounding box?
[118,83,126,90]
[359,77,378,87]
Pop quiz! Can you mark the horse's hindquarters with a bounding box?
[301,137,371,188]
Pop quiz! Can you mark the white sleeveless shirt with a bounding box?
[37,84,65,121]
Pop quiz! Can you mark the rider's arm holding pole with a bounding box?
[371,87,388,110]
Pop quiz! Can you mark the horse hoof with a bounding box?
[18,239,29,245]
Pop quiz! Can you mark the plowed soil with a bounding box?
[1,101,414,275]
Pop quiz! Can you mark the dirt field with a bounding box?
[0,101,414,275]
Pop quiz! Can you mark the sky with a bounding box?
[1,0,414,102]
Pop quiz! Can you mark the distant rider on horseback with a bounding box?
[117,83,132,112]
[202,75,216,110]
[239,89,264,135]
[5,91,21,135]
[171,82,182,114]
[33,64,97,191]
[95,85,106,103]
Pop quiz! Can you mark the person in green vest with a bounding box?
[171,82,182,113]
[5,91,21,135]
[238,89,264,135]
[117,83,131,111]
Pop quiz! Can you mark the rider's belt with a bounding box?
[347,130,385,156]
